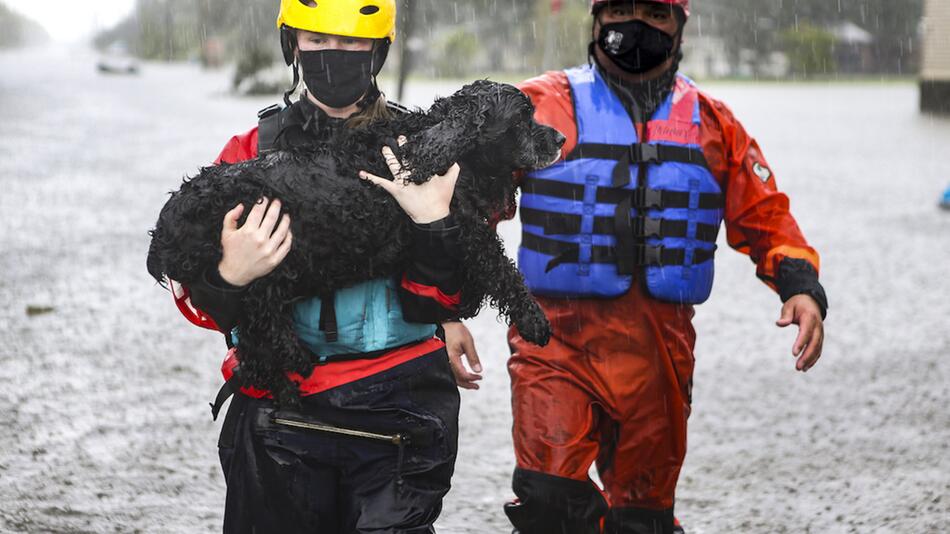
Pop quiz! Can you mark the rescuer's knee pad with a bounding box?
[605,506,675,534]
[504,468,608,534]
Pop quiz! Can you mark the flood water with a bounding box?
[1,45,949,533]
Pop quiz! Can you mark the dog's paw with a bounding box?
[516,317,552,347]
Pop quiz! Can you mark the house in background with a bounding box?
[921,0,950,113]
[680,35,732,80]
[832,21,875,74]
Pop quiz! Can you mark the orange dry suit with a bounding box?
[503,65,827,534]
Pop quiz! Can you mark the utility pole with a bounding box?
[396,0,417,102]
[541,0,562,72]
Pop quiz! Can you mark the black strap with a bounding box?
[632,187,723,210]
[521,232,716,273]
[567,142,708,166]
[257,104,283,154]
[319,293,338,343]
[520,207,719,242]
[568,142,708,189]
[210,370,241,421]
[522,178,722,210]
[386,100,412,115]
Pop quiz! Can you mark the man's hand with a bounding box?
[776,294,825,372]
[442,321,483,390]
[217,197,293,287]
[358,136,460,224]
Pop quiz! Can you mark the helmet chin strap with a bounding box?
[284,57,301,107]
[355,39,390,110]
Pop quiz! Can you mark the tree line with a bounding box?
[0,3,48,49]
[94,0,923,78]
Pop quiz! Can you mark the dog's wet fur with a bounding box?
[147,80,564,405]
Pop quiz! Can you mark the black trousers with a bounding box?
[218,348,460,534]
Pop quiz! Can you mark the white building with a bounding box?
[921,0,950,112]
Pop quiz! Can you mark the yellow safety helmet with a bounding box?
[277,0,396,43]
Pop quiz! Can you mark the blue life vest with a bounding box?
[232,278,436,360]
[519,65,724,303]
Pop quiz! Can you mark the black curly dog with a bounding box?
[147,81,564,405]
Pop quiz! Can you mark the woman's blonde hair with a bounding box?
[346,95,393,129]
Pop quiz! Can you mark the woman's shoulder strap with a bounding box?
[257,103,304,154]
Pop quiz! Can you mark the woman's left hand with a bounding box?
[359,136,460,224]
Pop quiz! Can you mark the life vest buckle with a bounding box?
[634,216,663,238]
[638,244,665,266]
[634,187,665,209]
[631,143,660,164]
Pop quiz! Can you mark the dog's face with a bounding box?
[426,81,566,172]
[486,99,566,171]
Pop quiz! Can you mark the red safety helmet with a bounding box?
[590,0,690,18]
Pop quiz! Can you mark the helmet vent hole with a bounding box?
[297,0,317,7]
[360,5,380,15]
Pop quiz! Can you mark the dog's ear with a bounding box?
[399,96,486,182]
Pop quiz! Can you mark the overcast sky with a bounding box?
[3,0,135,42]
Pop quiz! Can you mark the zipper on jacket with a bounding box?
[272,417,406,445]
[272,416,411,487]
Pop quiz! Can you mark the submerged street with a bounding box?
[1,45,948,532]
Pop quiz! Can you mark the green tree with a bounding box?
[781,23,836,77]
[0,3,49,49]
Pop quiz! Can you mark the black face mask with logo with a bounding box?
[597,19,677,74]
[299,45,387,109]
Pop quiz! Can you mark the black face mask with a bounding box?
[299,46,385,109]
[597,20,676,74]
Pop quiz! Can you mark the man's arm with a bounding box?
[700,95,827,371]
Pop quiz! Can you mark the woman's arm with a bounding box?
[397,215,463,323]
[181,198,293,333]
[359,138,463,324]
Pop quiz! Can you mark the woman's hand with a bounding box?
[217,197,293,287]
[358,136,460,224]
[442,321,483,390]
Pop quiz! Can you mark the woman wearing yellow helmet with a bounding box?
[278,0,396,114]
[169,1,465,531]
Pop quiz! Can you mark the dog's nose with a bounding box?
[554,131,566,148]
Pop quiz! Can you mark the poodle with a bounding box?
[147,80,565,405]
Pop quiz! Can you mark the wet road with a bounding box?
[1,46,948,533]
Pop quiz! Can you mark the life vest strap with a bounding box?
[256,104,283,155]
[567,142,709,188]
[319,293,338,343]
[633,186,723,210]
[520,207,719,242]
[521,178,722,210]
[521,232,716,273]
[567,142,708,166]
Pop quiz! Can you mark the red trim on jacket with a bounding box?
[222,337,447,397]
[400,274,461,309]
[171,280,221,331]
